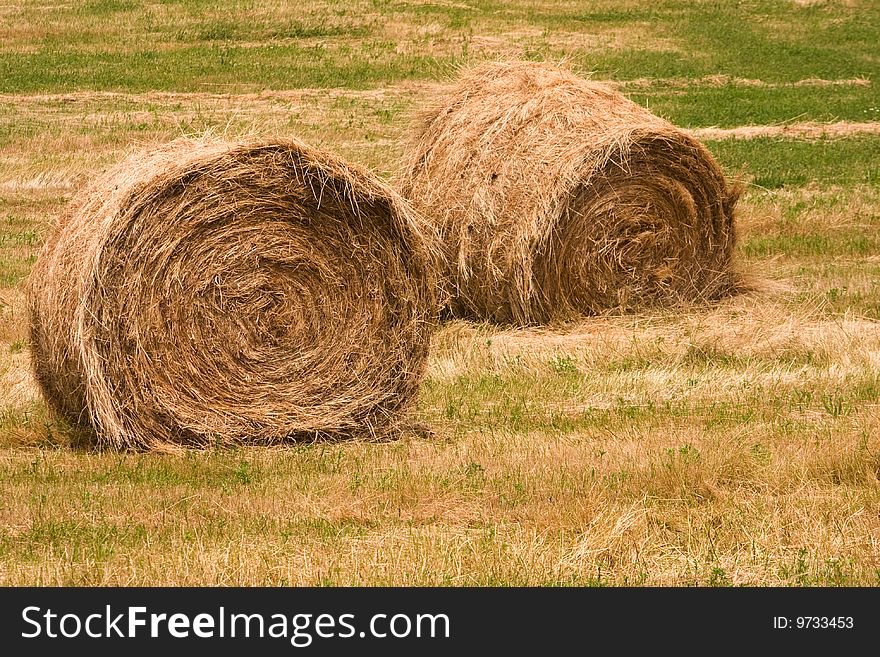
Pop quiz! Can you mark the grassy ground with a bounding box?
[1,0,879,585]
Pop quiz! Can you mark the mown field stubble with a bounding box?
[1,0,879,585]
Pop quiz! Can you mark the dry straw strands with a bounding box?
[400,60,741,325]
[28,138,437,450]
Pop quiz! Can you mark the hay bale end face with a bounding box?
[400,60,741,325]
[28,138,437,450]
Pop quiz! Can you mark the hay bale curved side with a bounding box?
[28,138,438,449]
[399,60,741,325]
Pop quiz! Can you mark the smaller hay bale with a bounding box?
[399,60,742,325]
[28,137,437,450]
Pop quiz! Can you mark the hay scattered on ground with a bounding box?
[28,137,437,450]
[400,60,742,325]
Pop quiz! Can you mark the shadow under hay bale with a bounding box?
[399,60,742,326]
[28,138,438,450]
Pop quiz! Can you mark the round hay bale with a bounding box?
[28,137,437,450]
[399,60,741,325]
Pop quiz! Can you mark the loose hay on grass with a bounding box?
[399,60,742,325]
[28,137,438,450]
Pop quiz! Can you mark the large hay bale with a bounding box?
[28,138,437,450]
[399,61,741,325]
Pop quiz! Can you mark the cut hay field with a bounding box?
[1,0,879,585]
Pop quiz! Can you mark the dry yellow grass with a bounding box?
[2,278,879,584]
[0,408,877,585]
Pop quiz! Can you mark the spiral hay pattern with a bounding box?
[28,138,437,450]
[400,61,741,325]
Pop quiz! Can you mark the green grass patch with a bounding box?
[626,85,880,128]
[0,44,450,93]
[421,369,880,435]
[743,232,880,258]
[706,137,880,189]
[560,0,879,82]
[1,0,876,93]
